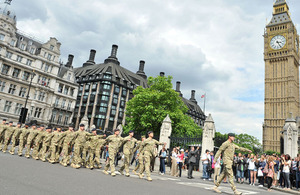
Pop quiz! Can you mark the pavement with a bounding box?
[0,149,295,195]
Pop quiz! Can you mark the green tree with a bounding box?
[235,133,262,154]
[214,132,228,148]
[124,75,201,137]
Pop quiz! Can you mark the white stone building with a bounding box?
[0,0,78,127]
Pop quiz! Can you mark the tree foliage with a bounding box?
[124,75,201,137]
[234,133,262,154]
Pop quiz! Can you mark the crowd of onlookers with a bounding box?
[155,146,300,192]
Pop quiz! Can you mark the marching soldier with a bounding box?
[1,121,15,152]
[85,128,105,169]
[0,119,8,146]
[55,127,64,162]
[139,131,165,181]
[48,128,60,163]
[102,129,124,177]
[39,126,54,162]
[32,125,46,159]
[25,124,38,158]
[70,124,94,169]
[18,123,30,156]
[9,122,23,155]
[60,125,75,167]
[94,131,106,169]
[213,133,252,195]
[132,135,146,175]
[119,130,137,177]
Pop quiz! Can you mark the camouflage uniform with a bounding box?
[86,135,105,169]
[48,130,61,163]
[39,131,54,161]
[18,128,31,156]
[214,140,250,192]
[25,128,39,157]
[139,138,164,180]
[119,136,137,176]
[9,126,23,154]
[0,124,8,146]
[71,130,94,168]
[55,132,65,162]
[94,137,106,168]
[32,130,45,159]
[133,140,145,174]
[104,135,124,176]
[2,125,16,152]
[60,131,76,166]
[81,139,91,166]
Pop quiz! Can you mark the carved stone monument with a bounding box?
[201,113,216,155]
[158,114,172,151]
[79,114,89,131]
[283,113,298,158]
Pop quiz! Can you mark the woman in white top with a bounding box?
[248,154,257,186]
[282,154,291,190]
[171,148,178,176]
[214,156,221,184]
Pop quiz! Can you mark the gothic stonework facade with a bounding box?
[263,0,300,152]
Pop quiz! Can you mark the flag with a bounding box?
[201,94,205,98]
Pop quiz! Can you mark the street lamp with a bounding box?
[19,70,36,125]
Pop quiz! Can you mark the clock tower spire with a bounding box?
[263,0,300,153]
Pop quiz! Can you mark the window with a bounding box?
[22,71,30,81]
[64,114,70,125]
[58,84,63,93]
[0,80,5,91]
[34,107,42,118]
[20,44,26,50]
[55,97,60,107]
[122,88,127,96]
[70,88,74,97]
[67,73,71,81]
[64,87,69,95]
[14,103,23,115]
[114,86,120,93]
[8,84,16,94]
[50,45,54,50]
[12,68,20,78]
[0,34,5,41]
[16,55,23,62]
[99,107,107,113]
[10,39,15,46]
[29,47,35,54]
[57,113,63,124]
[5,51,12,59]
[103,84,111,90]
[101,96,109,101]
[47,54,52,61]
[26,59,32,66]
[111,105,116,116]
[61,99,66,108]
[67,101,72,110]
[1,64,10,74]
[47,78,50,86]
[92,83,97,90]
[44,64,49,72]
[85,84,90,90]
[33,90,37,99]
[38,92,45,101]
[41,62,44,70]
[3,101,12,112]
[51,111,57,122]
[19,87,26,97]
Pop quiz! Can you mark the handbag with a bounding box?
[277,171,280,180]
[263,163,269,174]
[257,169,263,177]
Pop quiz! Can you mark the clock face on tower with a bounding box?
[270,35,286,50]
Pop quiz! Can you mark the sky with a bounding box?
[7,0,300,141]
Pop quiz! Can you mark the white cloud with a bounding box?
[10,0,300,141]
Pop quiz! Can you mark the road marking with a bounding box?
[177,182,258,195]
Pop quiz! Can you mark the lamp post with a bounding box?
[19,70,36,125]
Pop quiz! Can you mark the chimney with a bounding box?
[83,49,96,67]
[104,44,120,65]
[66,54,74,67]
[176,81,182,97]
[136,60,147,79]
[190,90,197,104]
[160,72,165,77]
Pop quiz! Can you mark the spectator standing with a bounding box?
[273,155,280,187]
[214,155,221,184]
[296,157,300,190]
[282,154,291,190]
[187,146,199,179]
[291,158,297,188]
[201,149,210,180]
[258,156,266,187]
[171,148,178,176]
[248,154,256,186]
[209,151,214,180]
[266,156,275,192]
[237,153,245,184]
[183,149,189,170]
[159,147,167,175]
[177,149,184,177]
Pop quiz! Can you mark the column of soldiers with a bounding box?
[0,119,166,181]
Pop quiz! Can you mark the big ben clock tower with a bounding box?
[263,0,300,153]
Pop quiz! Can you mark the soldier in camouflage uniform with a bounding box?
[31,125,45,159]
[24,124,38,158]
[0,119,8,146]
[213,133,252,195]
[60,125,75,167]
[54,127,64,162]
[18,123,30,156]
[48,128,61,163]
[9,122,23,155]
[94,132,106,169]
[1,121,15,152]
[119,130,137,177]
[70,124,94,169]
[102,129,124,177]
[81,134,91,166]
[132,135,146,175]
[39,127,54,162]
[139,131,165,181]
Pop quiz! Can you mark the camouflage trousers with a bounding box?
[17,136,27,155]
[2,132,13,152]
[71,143,84,166]
[104,149,117,174]
[119,152,133,174]
[32,142,43,159]
[81,144,89,165]
[39,145,50,161]
[61,143,73,165]
[140,152,152,177]
[215,164,236,191]
[134,154,144,173]
[93,148,102,167]
[25,139,34,156]
[9,133,20,154]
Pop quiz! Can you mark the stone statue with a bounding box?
[283,113,298,158]
[79,114,89,131]
[158,114,172,151]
